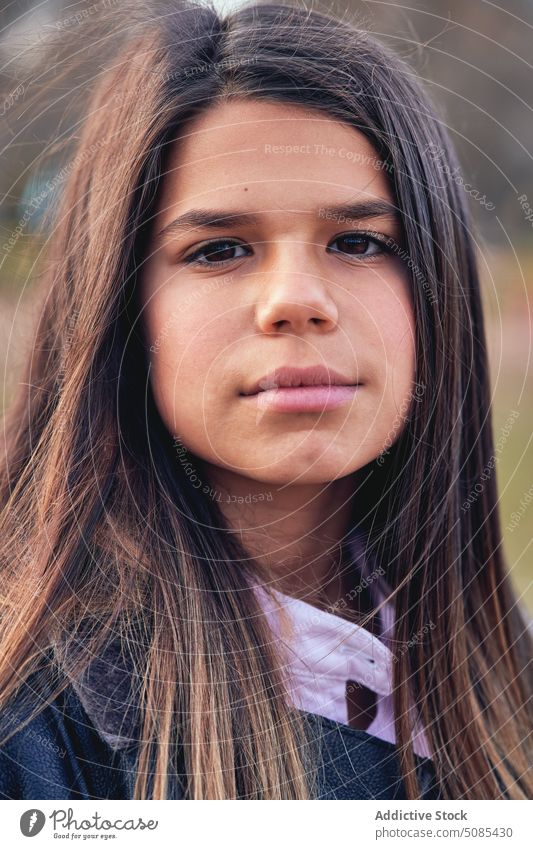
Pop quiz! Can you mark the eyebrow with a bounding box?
[156,199,399,241]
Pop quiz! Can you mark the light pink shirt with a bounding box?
[253,533,432,760]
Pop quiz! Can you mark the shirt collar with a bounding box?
[252,553,395,700]
[258,588,393,695]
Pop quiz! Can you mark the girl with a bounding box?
[0,0,531,801]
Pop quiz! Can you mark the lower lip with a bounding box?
[243,385,360,413]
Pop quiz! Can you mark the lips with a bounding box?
[240,365,361,414]
[241,365,358,397]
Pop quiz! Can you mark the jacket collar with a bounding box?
[66,632,141,751]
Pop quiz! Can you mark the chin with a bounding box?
[246,452,363,487]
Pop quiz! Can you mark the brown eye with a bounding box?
[183,239,250,266]
[328,233,386,258]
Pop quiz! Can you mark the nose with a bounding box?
[254,249,339,335]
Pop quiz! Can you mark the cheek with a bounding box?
[143,291,239,441]
[370,282,417,428]
[349,266,416,417]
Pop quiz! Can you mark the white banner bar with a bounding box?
[1,799,530,847]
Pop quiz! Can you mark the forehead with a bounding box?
[157,98,393,213]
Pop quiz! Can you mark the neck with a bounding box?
[199,462,359,607]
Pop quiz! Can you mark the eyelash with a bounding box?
[180,231,393,268]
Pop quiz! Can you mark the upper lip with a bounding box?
[241,365,359,396]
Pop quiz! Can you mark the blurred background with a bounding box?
[1,0,531,611]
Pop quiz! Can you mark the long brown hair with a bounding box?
[1,0,531,799]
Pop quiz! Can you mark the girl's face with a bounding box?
[139,99,415,487]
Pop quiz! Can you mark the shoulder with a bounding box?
[0,672,133,800]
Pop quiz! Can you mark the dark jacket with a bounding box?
[0,639,441,800]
